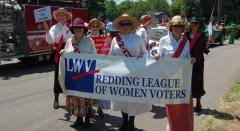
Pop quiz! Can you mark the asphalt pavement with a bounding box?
[0,40,240,131]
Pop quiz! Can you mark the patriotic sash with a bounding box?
[54,35,64,63]
[53,30,70,64]
[190,32,201,50]
[172,35,188,58]
[115,34,132,57]
[72,38,80,53]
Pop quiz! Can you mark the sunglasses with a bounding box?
[119,23,132,27]
[172,25,184,28]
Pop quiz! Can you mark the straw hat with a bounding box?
[140,14,153,27]
[169,15,185,26]
[113,14,138,31]
[70,18,88,34]
[89,18,105,30]
[52,8,71,21]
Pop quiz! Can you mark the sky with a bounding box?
[114,0,172,5]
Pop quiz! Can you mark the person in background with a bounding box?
[61,18,97,128]
[136,14,155,50]
[228,23,237,44]
[43,8,73,109]
[87,18,109,117]
[87,18,105,37]
[109,14,152,131]
[156,15,196,131]
[219,22,226,41]
[185,16,212,112]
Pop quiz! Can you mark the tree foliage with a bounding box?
[171,0,200,18]
[86,0,106,19]
[105,0,120,21]
[87,0,239,24]
[115,0,170,20]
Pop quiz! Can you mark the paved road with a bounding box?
[0,40,240,131]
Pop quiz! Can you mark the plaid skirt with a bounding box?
[66,96,96,117]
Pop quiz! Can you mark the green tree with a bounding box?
[86,0,106,19]
[105,0,120,20]
[117,0,134,14]
[146,0,170,13]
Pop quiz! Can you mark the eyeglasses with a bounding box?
[172,25,184,28]
[119,23,132,27]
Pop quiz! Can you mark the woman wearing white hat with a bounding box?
[109,14,152,131]
[156,15,196,131]
[43,8,73,109]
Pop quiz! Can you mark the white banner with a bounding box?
[59,54,192,104]
[34,6,52,23]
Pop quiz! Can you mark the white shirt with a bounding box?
[46,23,73,44]
[109,33,151,116]
[159,33,191,58]
[109,33,148,57]
[136,27,149,47]
[64,36,97,54]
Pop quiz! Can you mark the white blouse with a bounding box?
[46,23,73,44]
[136,27,149,47]
[109,33,148,57]
[109,32,151,116]
[159,33,191,58]
[64,36,97,54]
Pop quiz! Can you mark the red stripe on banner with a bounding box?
[72,70,100,80]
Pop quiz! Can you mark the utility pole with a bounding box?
[217,0,220,23]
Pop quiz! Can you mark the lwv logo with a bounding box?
[65,58,98,93]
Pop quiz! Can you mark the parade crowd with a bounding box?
[43,7,214,131]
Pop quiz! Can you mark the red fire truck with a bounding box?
[0,0,88,63]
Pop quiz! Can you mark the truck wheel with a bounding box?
[38,55,44,62]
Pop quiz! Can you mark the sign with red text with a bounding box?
[91,36,112,55]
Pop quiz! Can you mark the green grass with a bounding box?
[201,81,240,131]
[223,81,240,102]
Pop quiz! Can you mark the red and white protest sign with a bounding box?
[91,36,112,55]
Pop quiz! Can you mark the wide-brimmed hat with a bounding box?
[189,16,199,23]
[89,18,105,30]
[53,8,71,21]
[169,15,185,26]
[113,14,138,31]
[70,18,88,34]
[140,14,153,27]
